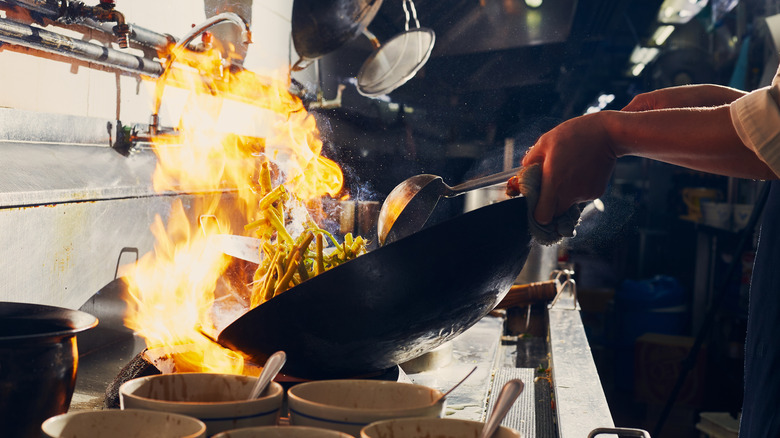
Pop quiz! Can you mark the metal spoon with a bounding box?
[434,366,477,404]
[247,350,286,399]
[478,379,524,438]
[377,167,521,246]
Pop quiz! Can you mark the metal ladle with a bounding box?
[478,379,524,438]
[377,167,521,246]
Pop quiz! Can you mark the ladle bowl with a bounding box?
[377,167,521,245]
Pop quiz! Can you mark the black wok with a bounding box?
[291,0,383,70]
[218,197,531,379]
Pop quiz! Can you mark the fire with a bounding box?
[123,39,344,374]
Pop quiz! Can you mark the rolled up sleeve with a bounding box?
[731,67,780,177]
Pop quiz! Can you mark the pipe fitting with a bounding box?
[59,0,131,49]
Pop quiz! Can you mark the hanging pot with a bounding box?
[291,0,383,71]
[0,302,98,438]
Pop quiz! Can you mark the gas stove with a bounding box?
[71,276,616,438]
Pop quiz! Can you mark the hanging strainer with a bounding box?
[356,0,435,97]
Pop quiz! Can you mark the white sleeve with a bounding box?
[730,65,780,177]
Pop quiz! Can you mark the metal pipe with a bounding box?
[150,12,252,132]
[85,19,174,50]
[2,0,61,18]
[0,16,163,76]
[2,0,175,51]
[176,12,252,50]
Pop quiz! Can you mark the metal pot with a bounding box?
[218,197,531,379]
[0,302,98,438]
[291,0,383,70]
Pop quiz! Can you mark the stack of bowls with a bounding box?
[41,371,522,437]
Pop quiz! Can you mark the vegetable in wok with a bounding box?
[244,160,367,307]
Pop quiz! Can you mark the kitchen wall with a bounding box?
[0,0,297,124]
[0,0,309,308]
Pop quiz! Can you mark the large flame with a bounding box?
[123,42,343,374]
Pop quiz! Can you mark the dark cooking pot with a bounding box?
[218,197,531,379]
[0,302,98,438]
[292,0,383,70]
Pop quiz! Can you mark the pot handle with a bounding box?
[587,427,652,438]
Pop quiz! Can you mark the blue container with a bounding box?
[613,276,688,391]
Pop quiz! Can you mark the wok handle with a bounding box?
[495,280,558,309]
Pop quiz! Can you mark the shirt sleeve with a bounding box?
[730,65,780,177]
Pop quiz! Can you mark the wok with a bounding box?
[218,197,531,379]
[291,0,383,70]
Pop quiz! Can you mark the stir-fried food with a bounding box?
[244,160,367,307]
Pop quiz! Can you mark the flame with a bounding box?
[123,41,344,374]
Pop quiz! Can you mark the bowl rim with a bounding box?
[119,372,284,406]
[287,379,444,415]
[41,408,207,437]
[213,425,354,437]
[361,416,520,436]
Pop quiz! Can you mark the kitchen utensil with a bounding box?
[210,234,262,264]
[291,0,383,70]
[587,427,651,438]
[377,167,521,246]
[287,380,445,436]
[120,373,284,436]
[435,365,477,404]
[478,379,524,438]
[361,418,520,438]
[248,350,286,399]
[42,409,207,438]
[356,0,435,97]
[1,302,98,438]
[213,426,353,438]
[218,197,532,379]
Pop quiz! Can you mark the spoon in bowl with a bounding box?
[248,350,286,399]
[377,167,521,246]
[434,366,477,404]
[478,379,524,438]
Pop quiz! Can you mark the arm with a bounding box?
[622,84,748,111]
[522,104,777,224]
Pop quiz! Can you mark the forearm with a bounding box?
[622,84,748,111]
[604,106,778,179]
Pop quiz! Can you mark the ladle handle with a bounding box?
[479,379,524,438]
[449,167,522,196]
[248,351,286,399]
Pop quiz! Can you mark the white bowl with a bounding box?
[360,417,521,438]
[41,409,206,438]
[287,379,445,437]
[213,425,353,437]
[119,373,283,436]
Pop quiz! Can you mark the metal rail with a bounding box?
[0,15,163,76]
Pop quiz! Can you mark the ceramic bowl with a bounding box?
[213,425,353,437]
[119,372,283,436]
[360,417,521,438]
[287,379,445,437]
[41,409,206,438]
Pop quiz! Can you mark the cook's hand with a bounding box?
[623,84,747,111]
[522,113,617,225]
